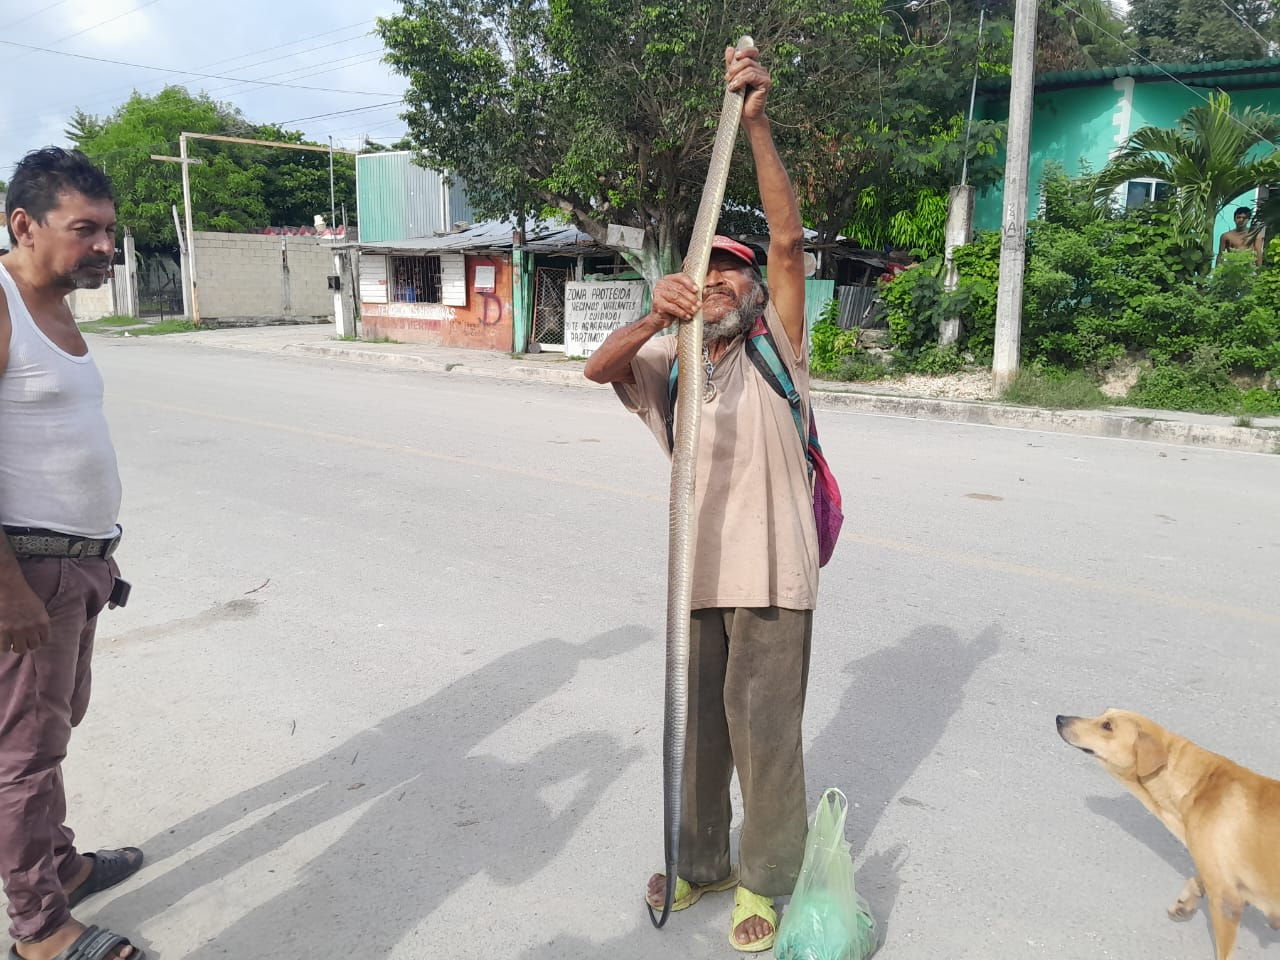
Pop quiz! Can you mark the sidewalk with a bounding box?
[151,324,1280,455]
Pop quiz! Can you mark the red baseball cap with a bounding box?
[710,235,759,268]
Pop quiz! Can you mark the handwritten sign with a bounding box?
[562,281,647,358]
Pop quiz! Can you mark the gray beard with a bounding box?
[54,265,110,291]
[703,299,764,346]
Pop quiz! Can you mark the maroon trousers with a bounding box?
[0,556,113,943]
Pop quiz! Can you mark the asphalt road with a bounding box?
[51,335,1280,959]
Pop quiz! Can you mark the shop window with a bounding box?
[391,256,442,303]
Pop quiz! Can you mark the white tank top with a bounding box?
[0,260,121,539]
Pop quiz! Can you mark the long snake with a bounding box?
[649,34,753,930]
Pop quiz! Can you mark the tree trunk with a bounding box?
[618,222,681,291]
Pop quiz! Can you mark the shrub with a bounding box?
[1002,366,1109,409]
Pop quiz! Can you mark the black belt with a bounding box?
[4,526,121,560]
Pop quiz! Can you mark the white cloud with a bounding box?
[0,0,408,175]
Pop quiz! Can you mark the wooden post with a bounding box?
[180,134,201,327]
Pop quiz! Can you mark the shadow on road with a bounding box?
[805,623,1002,946]
[97,626,648,958]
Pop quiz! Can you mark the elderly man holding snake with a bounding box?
[585,43,818,954]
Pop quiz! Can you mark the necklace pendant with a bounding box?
[704,379,717,402]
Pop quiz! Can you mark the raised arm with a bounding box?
[727,45,806,357]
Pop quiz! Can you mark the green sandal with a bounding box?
[645,867,739,912]
[729,885,777,953]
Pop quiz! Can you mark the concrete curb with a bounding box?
[809,391,1280,455]
[259,341,1280,456]
[283,343,442,371]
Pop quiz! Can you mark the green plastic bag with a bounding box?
[775,787,877,960]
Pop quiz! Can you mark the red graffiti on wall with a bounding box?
[477,290,504,326]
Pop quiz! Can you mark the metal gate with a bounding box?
[136,252,184,319]
[532,266,568,347]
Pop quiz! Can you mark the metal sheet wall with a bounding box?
[355,153,475,243]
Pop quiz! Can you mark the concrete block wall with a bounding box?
[69,280,117,322]
[193,232,335,321]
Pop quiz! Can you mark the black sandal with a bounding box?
[66,849,144,909]
[9,925,144,960]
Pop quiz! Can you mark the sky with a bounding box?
[0,0,410,180]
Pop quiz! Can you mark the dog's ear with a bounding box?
[1134,731,1168,778]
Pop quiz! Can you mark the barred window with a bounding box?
[391,256,442,303]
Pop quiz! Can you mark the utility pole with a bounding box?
[328,136,337,237]
[939,6,984,347]
[150,147,204,325]
[992,0,1037,390]
[179,133,201,326]
[153,133,360,323]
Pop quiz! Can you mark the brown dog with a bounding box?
[1057,709,1280,959]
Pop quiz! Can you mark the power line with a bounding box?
[200,20,375,74]
[205,50,388,100]
[0,21,379,141]
[1058,0,1280,149]
[5,96,407,170]
[0,0,70,32]
[0,36,400,96]
[4,0,165,71]
[276,101,404,126]
[2,34,385,145]
[1213,0,1272,50]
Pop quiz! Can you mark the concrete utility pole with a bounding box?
[992,0,1038,390]
[120,230,138,317]
[940,6,985,347]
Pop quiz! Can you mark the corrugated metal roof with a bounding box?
[352,218,612,256]
[354,152,475,243]
[980,56,1280,94]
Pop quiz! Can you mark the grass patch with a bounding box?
[332,335,399,344]
[1001,368,1109,409]
[81,315,139,329]
[813,347,890,382]
[82,316,196,336]
[128,319,197,336]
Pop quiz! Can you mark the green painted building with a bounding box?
[976,58,1280,251]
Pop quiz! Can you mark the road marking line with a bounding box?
[134,400,665,503]
[134,400,1276,626]
[851,534,1280,627]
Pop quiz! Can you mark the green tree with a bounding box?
[64,108,104,146]
[1054,0,1133,69]
[380,0,926,283]
[1093,91,1280,263]
[379,0,1142,278]
[253,124,357,231]
[1128,0,1277,63]
[69,87,357,250]
[784,6,1010,249]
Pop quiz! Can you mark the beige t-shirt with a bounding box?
[615,304,818,611]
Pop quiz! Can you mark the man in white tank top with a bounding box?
[0,149,143,960]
